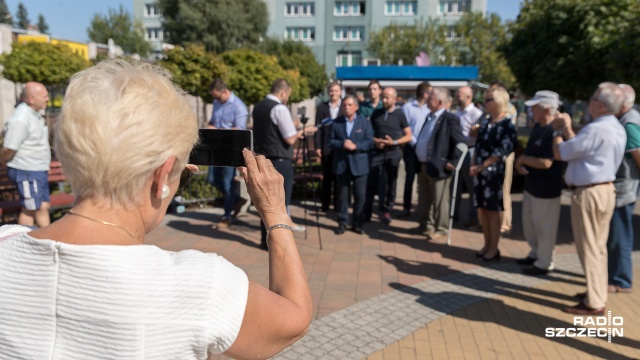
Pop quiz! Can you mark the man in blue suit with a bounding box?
[328,95,374,235]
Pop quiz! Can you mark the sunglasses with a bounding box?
[179,167,195,189]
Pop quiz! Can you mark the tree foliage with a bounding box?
[367,21,452,66]
[452,12,516,89]
[37,14,48,33]
[157,0,268,53]
[16,2,28,29]
[158,44,228,101]
[502,0,640,100]
[87,5,151,57]
[221,49,309,105]
[259,37,327,97]
[0,0,12,25]
[0,41,90,86]
[367,14,515,88]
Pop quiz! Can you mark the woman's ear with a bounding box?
[154,156,177,199]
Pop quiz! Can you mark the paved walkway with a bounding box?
[145,191,640,359]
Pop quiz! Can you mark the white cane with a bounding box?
[448,142,468,246]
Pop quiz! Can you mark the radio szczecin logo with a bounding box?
[545,311,623,343]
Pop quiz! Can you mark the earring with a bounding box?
[161,184,171,199]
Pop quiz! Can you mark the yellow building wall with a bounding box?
[15,34,89,61]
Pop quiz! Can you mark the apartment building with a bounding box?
[133,0,486,73]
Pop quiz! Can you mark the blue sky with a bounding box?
[6,0,522,42]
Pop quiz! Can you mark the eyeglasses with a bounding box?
[179,167,195,189]
[484,98,494,103]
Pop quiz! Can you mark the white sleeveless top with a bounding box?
[0,226,249,359]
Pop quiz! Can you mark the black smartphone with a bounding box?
[189,129,253,167]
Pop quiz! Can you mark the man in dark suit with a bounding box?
[328,95,374,235]
[414,87,466,241]
[314,81,344,212]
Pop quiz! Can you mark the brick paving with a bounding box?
[145,190,640,359]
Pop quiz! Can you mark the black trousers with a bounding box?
[260,158,293,245]
[402,144,419,211]
[364,148,402,218]
[336,168,367,228]
[320,152,335,210]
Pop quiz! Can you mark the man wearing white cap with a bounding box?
[552,82,626,315]
[515,91,564,275]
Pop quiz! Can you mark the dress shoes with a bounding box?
[410,226,430,235]
[482,250,501,262]
[352,226,365,235]
[397,209,411,218]
[382,212,392,225]
[516,256,536,265]
[563,302,605,316]
[575,292,587,300]
[335,224,346,235]
[522,266,549,276]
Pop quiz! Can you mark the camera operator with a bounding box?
[252,79,304,249]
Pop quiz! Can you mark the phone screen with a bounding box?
[189,129,253,167]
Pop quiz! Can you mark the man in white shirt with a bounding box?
[552,82,626,315]
[1,82,51,227]
[454,86,483,225]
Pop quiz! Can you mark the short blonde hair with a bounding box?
[55,60,199,208]
[486,87,510,115]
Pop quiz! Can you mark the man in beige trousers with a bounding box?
[552,82,626,315]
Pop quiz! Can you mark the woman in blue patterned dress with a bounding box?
[470,87,517,261]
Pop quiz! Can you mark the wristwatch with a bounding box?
[393,140,398,146]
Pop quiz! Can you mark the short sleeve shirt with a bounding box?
[3,103,51,171]
[523,123,564,198]
[369,108,409,140]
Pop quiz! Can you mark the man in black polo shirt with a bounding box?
[514,90,564,275]
[252,78,303,249]
[364,87,412,225]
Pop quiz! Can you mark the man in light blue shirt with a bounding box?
[552,82,626,315]
[207,78,248,227]
[399,82,431,217]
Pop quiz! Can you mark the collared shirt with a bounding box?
[415,107,445,163]
[357,99,383,119]
[558,114,626,187]
[209,92,248,129]
[455,103,483,146]
[266,94,297,139]
[346,116,356,137]
[403,99,431,146]
[329,101,341,120]
[3,103,51,171]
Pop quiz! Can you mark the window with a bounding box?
[285,27,315,41]
[336,52,362,67]
[145,4,161,18]
[146,28,163,41]
[333,26,364,41]
[384,1,417,16]
[334,1,365,16]
[439,1,470,15]
[285,2,315,17]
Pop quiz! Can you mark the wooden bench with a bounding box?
[0,161,75,222]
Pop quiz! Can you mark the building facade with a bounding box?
[132,0,486,74]
[266,0,486,76]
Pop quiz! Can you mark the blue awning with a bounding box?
[336,66,479,81]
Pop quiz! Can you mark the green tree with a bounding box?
[16,2,28,29]
[0,0,12,25]
[221,49,309,104]
[452,12,516,88]
[367,21,454,66]
[37,14,48,33]
[158,44,228,101]
[157,0,268,53]
[87,5,151,57]
[0,41,90,86]
[259,37,327,97]
[502,0,640,100]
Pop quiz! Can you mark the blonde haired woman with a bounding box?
[0,61,311,360]
[470,87,517,261]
